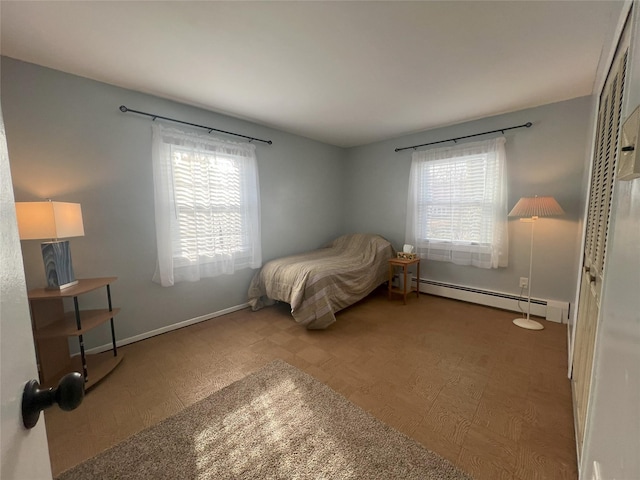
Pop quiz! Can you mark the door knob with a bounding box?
[22,372,84,429]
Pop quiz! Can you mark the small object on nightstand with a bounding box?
[388,257,420,304]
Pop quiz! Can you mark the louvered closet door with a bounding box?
[572,23,629,456]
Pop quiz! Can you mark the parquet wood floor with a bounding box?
[44,288,577,480]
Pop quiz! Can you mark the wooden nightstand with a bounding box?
[388,257,420,304]
[27,277,123,390]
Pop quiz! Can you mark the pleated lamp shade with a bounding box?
[508,196,565,218]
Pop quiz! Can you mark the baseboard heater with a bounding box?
[416,278,570,323]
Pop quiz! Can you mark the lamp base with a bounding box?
[46,280,79,291]
[513,318,544,330]
[41,241,77,290]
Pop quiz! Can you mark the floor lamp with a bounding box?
[508,196,564,330]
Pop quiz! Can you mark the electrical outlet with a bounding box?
[519,277,529,288]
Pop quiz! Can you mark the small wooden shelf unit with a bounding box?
[388,257,421,304]
[28,277,123,390]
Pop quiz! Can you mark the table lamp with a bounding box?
[15,200,84,290]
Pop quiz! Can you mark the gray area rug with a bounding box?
[57,360,472,479]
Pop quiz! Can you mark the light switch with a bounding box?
[618,105,640,181]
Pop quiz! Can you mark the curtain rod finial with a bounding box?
[119,105,128,112]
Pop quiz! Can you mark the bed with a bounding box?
[247,233,394,329]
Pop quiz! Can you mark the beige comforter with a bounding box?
[247,233,394,329]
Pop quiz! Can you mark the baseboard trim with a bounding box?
[78,302,250,356]
[81,278,568,354]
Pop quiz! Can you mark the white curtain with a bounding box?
[405,137,508,269]
[152,124,261,286]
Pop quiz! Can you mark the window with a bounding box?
[151,124,261,286]
[405,137,508,269]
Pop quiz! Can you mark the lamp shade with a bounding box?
[16,202,85,240]
[508,196,565,218]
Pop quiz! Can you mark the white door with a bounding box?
[0,102,53,476]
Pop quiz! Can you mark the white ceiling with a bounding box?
[0,1,624,147]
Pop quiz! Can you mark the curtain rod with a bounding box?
[394,122,532,152]
[119,105,273,145]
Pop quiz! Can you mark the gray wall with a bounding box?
[1,57,346,349]
[343,97,593,305]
